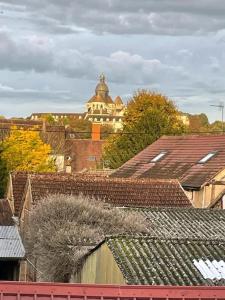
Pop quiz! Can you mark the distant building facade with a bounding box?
[85,74,125,131]
[30,74,126,131]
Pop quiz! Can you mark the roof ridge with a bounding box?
[28,173,179,183]
[161,134,225,139]
[124,206,225,212]
[105,234,225,243]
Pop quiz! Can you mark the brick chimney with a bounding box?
[92,123,101,141]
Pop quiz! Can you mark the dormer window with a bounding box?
[151,151,167,162]
[198,151,217,164]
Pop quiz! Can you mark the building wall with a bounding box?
[20,181,32,237]
[65,139,105,172]
[19,260,28,281]
[185,168,225,208]
[6,175,14,214]
[72,243,126,284]
[19,183,37,281]
[179,115,190,126]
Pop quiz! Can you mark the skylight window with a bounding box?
[198,151,217,164]
[193,259,225,280]
[151,151,167,162]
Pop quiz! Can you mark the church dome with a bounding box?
[87,74,114,104]
[95,74,109,94]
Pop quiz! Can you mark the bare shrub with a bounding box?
[25,194,148,282]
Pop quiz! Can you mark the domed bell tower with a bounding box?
[95,74,109,98]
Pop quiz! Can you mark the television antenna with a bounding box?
[210,103,224,132]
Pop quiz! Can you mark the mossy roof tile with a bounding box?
[106,235,225,286]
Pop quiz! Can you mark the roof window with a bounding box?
[193,259,225,280]
[151,151,167,163]
[198,151,217,164]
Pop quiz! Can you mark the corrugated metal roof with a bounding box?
[0,226,25,258]
[2,282,225,300]
[131,207,225,240]
[85,208,225,286]
[106,235,225,286]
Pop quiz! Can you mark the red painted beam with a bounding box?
[0,282,225,299]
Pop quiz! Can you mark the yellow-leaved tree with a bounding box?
[1,127,56,172]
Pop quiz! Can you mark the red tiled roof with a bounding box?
[30,113,86,118]
[80,169,114,177]
[88,94,114,104]
[11,171,59,216]
[27,173,191,207]
[111,134,225,188]
[0,118,66,131]
[0,199,13,225]
[11,172,29,216]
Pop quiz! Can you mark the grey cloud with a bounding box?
[0,32,186,86]
[1,0,225,35]
[0,31,54,72]
[1,0,225,122]
[0,82,70,100]
[55,49,187,86]
[3,0,225,16]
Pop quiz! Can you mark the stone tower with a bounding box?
[85,74,125,131]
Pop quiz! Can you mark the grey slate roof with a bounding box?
[131,207,225,240]
[0,226,25,258]
[106,235,225,286]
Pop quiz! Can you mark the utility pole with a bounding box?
[210,103,224,132]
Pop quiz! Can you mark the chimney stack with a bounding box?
[92,123,101,141]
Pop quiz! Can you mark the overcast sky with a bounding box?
[0,0,225,122]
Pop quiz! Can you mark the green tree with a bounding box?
[44,114,56,125]
[209,120,225,132]
[186,113,209,132]
[103,90,186,169]
[100,124,114,139]
[68,118,92,139]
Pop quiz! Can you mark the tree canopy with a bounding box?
[184,113,210,132]
[1,127,56,173]
[103,90,186,169]
[67,118,92,138]
[26,194,147,282]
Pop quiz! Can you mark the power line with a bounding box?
[0,127,225,135]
